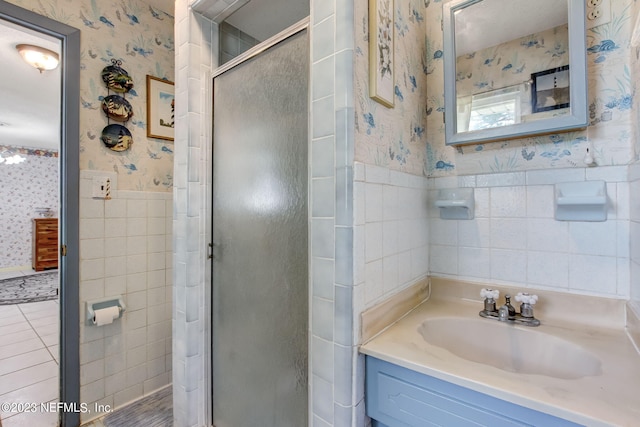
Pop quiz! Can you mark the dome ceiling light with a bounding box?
[16,44,59,73]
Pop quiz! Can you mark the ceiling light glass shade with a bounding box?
[16,44,59,73]
[0,154,26,165]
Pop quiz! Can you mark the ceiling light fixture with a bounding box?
[16,44,59,73]
[0,152,26,165]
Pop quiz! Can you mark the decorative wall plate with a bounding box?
[101,124,133,152]
[101,95,134,122]
[101,59,134,93]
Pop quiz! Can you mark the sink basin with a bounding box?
[418,317,602,379]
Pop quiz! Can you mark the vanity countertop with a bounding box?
[359,282,640,427]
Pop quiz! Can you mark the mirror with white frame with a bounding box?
[442,0,588,145]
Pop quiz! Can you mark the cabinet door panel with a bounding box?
[366,356,583,427]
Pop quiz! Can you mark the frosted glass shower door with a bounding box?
[211,29,309,427]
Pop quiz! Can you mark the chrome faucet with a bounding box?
[479,289,540,327]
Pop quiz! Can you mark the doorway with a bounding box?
[0,2,80,427]
[0,17,62,425]
[211,26,309,427]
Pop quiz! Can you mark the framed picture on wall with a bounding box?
[531,65,570,113]
[369,0,394,108]
[146,75,175,141]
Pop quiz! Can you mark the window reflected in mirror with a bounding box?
[454,1,569,133]
[459,86,521,132]
[443,0,587,146]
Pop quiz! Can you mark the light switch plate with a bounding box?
[92,176,112,199]
[586,0,611,30]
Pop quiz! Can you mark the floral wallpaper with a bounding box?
[7,0,175,192]
[425,0,635,176]
[455,24,569,130]
[354,0,636,177]
[355,0,429,176]
[456,25,569,100]
[0,147,59,269]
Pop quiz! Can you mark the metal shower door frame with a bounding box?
[208,17,311,427]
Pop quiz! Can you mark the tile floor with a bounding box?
[0,269,59,427]
[82,386,172,427]
[0,269,173,427]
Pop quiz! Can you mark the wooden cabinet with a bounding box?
[32,218,58,271]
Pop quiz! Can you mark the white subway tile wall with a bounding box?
[79,171,173,422]
[355,163,430,307]
[174,2,215,426]
[349,163,430,427]
[429,166,631,298]
[628,164,640,312]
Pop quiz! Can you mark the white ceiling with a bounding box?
[454,0,568,56]
[224,0,309,41]
[0,18,60,151]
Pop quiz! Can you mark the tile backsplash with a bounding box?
[354,162,430,311]
[429,166,630,298]
[629,163,640,312]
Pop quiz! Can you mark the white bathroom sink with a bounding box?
[417,317,602,379]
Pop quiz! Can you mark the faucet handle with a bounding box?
[481,288,499,300]
[515,292,538,305]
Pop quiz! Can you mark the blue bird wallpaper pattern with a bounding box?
[355,0,639,179]
[7,0,175,192]
[423,0,637,177]
[12,0,640,185]
[356,0,429,177]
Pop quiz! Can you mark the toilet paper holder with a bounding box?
[86,296,126,325]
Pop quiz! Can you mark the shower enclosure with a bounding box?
[211,27,309,427]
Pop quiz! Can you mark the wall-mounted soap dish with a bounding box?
[435,188,474,220]
[555,181,607,221]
